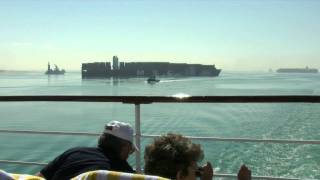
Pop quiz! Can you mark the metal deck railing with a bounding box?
[1,95,320,180]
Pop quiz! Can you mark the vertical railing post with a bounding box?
[134,103,141,173]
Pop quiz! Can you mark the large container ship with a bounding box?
[276,67,318,73]
[82,56,221,78]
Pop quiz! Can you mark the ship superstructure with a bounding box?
[45,62,65,75]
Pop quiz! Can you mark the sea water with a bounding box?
[0,71,319,179]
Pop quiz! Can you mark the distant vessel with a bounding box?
[82,56,221,78]
[276,67,318,73]
[147,75,160,84]
[45,62,65,75]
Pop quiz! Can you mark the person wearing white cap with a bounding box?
[37,121,137,180]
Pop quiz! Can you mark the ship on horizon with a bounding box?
[82,56,221,78]
[276,66,318,73]
[45,62,65,75]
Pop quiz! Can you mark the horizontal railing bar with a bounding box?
[0,160,47,166]
[1,130,319,145]
[142,134,320,145]
[1,95,320,104]
[0,160,300,180]
[214,173,300,180]
[0,129,100,136]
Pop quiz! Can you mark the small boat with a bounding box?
[147,75,160,84]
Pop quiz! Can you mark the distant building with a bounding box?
[82,56,221,78]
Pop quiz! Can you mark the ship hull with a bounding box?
[276,68,318,73]
[82,61,221,79]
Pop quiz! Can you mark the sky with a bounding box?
[0,0,320,71]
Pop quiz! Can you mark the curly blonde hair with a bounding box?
[144,133,204,179]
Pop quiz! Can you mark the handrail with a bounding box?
[0,129,100,136]
[1,95,320,103]
[0,160,47,166]
[1,129,319,145]
[143,134,320,145]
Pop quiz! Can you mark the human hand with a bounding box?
[200,162,213,180]
[237,165,251,180]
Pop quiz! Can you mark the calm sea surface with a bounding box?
[0,71,319,179]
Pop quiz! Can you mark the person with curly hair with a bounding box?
[144,133,213,180]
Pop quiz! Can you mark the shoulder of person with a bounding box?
[64,147,94,153]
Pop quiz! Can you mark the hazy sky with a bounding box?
[1,0,320,71]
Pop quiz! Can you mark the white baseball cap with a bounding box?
[104,121,139,151]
